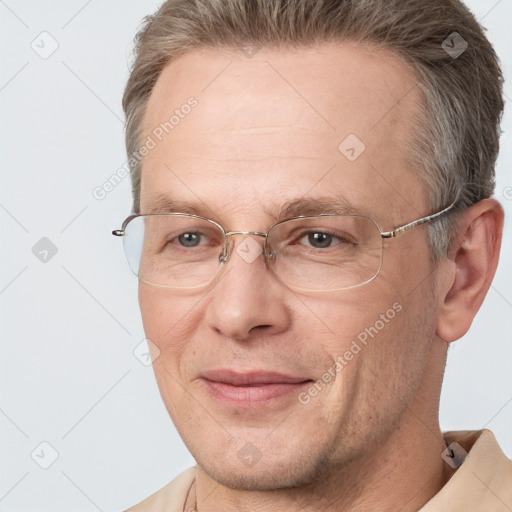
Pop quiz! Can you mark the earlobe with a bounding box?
[436,198,504,343]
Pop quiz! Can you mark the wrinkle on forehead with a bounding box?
[141,42,427,226]
[144,43,420,135]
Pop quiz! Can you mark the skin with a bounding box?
[137,43,503,511]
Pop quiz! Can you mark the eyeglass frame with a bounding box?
[112,199,458,291]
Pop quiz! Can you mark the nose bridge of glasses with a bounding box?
[218,231,269,264]
[225,230,267,238]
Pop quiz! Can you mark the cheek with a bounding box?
[138,284,205,420]
[139,284,169,343]
[298,284,403,349]
[291,289,406,407]
[138,284,203,367]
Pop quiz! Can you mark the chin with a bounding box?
[196,445,333,491]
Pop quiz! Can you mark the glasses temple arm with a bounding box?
[380,200,458,239]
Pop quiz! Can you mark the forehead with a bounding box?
[141,43,427,223]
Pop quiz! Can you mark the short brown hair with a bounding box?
[123,0,503,257]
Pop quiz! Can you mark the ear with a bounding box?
[436,198,504,343]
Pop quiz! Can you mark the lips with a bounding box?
[200,369,312,404]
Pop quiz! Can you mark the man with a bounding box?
[113,0,511,510]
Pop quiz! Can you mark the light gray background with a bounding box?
[0,1,511,511]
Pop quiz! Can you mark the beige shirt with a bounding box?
[126,429,512,511]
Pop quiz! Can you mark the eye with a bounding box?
[177,232,204,247]
[299,230,351,249]
[305,232,334,248]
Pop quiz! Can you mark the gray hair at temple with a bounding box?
[122,0,504,259]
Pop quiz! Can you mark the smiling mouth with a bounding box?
[200,370,313,405]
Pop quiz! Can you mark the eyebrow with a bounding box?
[144,194,360,221]
[274,196,359,220]
[145,196,211,216]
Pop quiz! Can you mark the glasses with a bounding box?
[112,201,456,292]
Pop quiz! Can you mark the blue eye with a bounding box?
[298,230,352,249]
[307,232,334,248]
[178,232,202,247]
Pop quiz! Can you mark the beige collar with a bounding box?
[419,429,512,511]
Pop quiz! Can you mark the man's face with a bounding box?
[139,43,442,489]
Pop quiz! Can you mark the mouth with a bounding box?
[200,369,313,405]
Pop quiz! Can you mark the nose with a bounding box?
[205,235,291,342]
